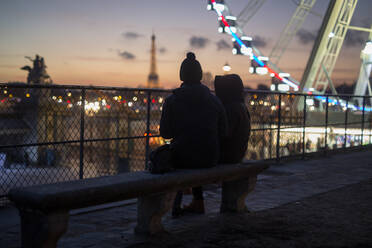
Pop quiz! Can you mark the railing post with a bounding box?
[370,96,372,145]
[324,95,329,153]
[361,96,366,147]
[276,94,282,163]
[269,120,273,159]
[302,95,307,159]
[344,99,349,149]
[145,91,151,169]
[79,89,86,179]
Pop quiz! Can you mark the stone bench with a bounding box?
[9,162,269,248]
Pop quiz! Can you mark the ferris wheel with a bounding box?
[207,0,372,112]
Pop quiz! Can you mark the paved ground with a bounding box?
[1,149,372,247]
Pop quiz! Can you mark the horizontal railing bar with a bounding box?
[0,83,172,93]
[0,135,160,149]
[2,119,367,149]
[1,83,372,98]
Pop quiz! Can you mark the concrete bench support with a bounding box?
[135,191,176,235]
[221,175,257,213]
[19,208,69,248]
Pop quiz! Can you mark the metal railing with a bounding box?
[0,83,371,205]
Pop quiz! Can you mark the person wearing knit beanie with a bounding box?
[179,52,203,83]
[160,52,228,217]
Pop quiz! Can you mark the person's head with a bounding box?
[179,52,203,83]
[214,74,244,104]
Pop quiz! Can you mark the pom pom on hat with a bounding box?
[186,52,196,60]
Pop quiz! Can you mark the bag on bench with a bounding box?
[148,144,174,174]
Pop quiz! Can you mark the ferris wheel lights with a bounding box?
[278,84,290,92]
[258,56,268,61]
[208,0,225,12]
[256,67,268,75]
[240,46,252,56]
[241,36,252,41]
[226,26,237,34]
[225,15,237,21]
[232,36,253,56]
[282,78,299,91]
[209,0,305,93]
[279,72,290,78]
[218,15,237,34]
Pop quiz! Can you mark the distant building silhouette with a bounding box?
[147,34,159,88]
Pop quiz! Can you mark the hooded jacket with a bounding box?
[214,74,251,163]
[160,82,227,168]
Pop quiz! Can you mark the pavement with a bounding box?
[1,149,372,247]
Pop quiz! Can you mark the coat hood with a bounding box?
[214,74,244,105]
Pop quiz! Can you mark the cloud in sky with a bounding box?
[344,30,367,47]
[189,36,209,49]
[296,28,367,47]
[122,32,143,40]
[159,47,167,54]
[252,35,267,48]
[296,29,317,45]
[118,51,135,60]
[216,39,231,51]
[0,65,19,69]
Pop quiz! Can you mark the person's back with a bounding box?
[214,74,251,163]
[160,52,227,168]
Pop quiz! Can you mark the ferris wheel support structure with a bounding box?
[353,25,372,107]
[300,0,358,95]
[269,0,317,66]
[236,0,267,29]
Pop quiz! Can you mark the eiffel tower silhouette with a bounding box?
[147,33,159,88]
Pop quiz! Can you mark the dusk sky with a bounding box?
[0,0,371,89]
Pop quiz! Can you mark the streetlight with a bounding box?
[223,62,231,74]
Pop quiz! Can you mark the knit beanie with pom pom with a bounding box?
[179,52,203,82]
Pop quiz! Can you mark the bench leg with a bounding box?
[220,175,257,213]
[135,191,176,235]
[18,208,69,248]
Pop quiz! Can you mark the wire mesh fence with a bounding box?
[0,83,371,206]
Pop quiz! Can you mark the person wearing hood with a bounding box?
[160,52,227,216]
[214,74,251,164]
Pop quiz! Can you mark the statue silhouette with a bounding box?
[21,54,52,84]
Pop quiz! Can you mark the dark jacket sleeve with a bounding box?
[160,96,174,139]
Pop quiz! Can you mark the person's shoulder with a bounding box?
[165,91,177,102]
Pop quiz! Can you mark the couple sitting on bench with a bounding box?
[159,52,251,217]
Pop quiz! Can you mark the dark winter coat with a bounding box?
[214,74,251,163]
[160,82,227,169]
